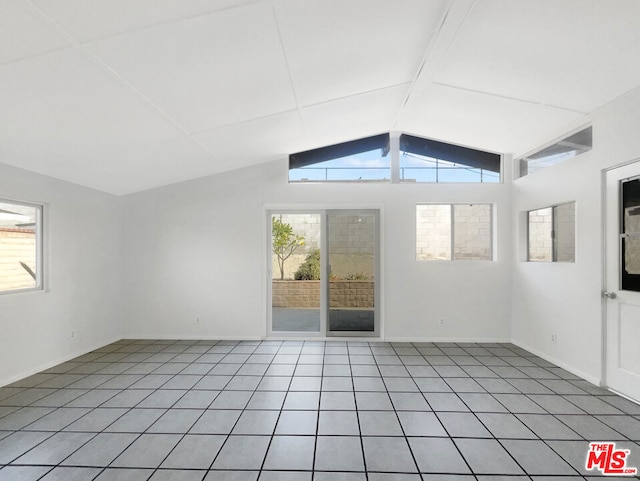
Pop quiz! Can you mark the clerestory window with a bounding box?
[289,132,501,184]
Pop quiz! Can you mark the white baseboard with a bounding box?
[0,336,121,388]
[0,334,603,389]
[510,339,601,386]
[384,336,512,343]
[124,334,263,341]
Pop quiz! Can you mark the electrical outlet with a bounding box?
[70,330,76,339]
[195,316,200,324]
[551,333,557,343]
[439,318,445,326]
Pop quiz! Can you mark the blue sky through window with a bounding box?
[400,152,500,183]
[289,148,390,182]
[289,134,501,183]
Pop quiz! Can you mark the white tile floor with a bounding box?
[0,339,639,480]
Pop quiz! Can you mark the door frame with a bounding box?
[601,158,640,397]
[264,204,384,340]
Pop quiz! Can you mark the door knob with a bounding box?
[603,291,617,299]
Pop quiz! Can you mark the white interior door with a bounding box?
[604,161,640,402]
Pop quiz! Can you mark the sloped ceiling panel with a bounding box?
[433,0,640,113]
[86,2,297,134]
[31,0,259,42]
[399,83,584,155]
[194,110,306,170]
[1,0,640,195]
[0,0,70,64]
[275,0,448,106]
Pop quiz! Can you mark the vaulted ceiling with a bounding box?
[2,0,640,194]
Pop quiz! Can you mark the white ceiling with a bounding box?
[1,0,640,195]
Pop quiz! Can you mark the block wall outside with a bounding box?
[0,229,37,291]
[271,213,374,279]
[453,204,492,260]
[528,203,576,263]
[272,280,374,308]
[554,202,576,262]
[327,214,375,278]
[416,205,451,260]
[528,207,553,262]
[416,204,491,260]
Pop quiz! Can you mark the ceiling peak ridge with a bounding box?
[393,0,477,129]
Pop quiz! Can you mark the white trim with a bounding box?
[514,123,592,178]
[607,387,640,405]
[0,336,121,388]
[1,335,612,388]
[600,158,640,397]
[525,201,577,263]
[511,339,601,386]
[600,166,609,388]
[415,203,495,262]
[0,197,45,294]
[266,336,385,342]
[264,204,384,340]
[125,334,264,342]
[386,337,511,344]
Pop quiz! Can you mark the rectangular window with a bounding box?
[518,126,592,178]
[289,133,391,182]
[0,199,43,293]
[400,134,501,183]
[416,204,493,261]
[527,202,575,262]
[289,132,501,184]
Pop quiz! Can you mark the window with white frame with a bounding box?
[289,133,391,182]
[416,204,493,261]
[289,132,502,184]
[527,202,576,262]
[400,134,500,183]
[517,127,592,178]
[0,199,43,293]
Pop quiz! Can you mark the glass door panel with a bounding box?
[623,178,640,291]
[327,211,378,335]
[271,213,322,332]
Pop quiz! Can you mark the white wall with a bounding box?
[7,84,640,386]
[511,84,640,384]
[122,159,513,342]
[0,163,123,386]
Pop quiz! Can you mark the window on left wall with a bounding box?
[0,199,43,293]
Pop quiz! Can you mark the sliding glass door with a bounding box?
[270,212,322,333]
[268,209,379,337]
[327,210,378,335]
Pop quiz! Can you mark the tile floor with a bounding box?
[0,339,639,480]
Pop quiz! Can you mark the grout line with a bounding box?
[0,339,638,478]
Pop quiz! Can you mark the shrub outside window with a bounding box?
[416,204,493,261]
[0,199,43,293]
